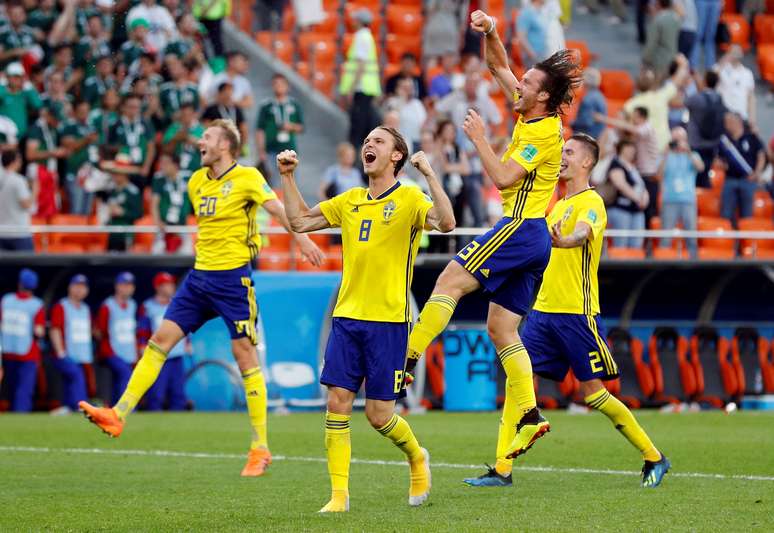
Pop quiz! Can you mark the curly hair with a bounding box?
[534,49,583,114]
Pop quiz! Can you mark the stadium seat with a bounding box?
[535,371,578,409]
[46,243,86,253]
[385,5,424,36]
[258,253,291,271]
[606,247,646,260]
[767,0,774,13]
[256,32,295,64]
[310,69,336,97]
[382,62,420,81]
[295,61,310,79]
[753,14,774,44]
[738,217,774,258]
[697,216,734,256]
[606,98,626,118]
[604,327,654,408]
[308,233,331,251]
[652,247,683,260]
[30,215,47,252]
[565,40,596,67]
[384,34,422,64]
[599,69,634,101]
[696,188,721,217]
[327,244,343,271]
[758,45,774,84]
[297,33,337,66]
[689,326,736,406]
[731,327,774,395]
[648,327,695,404]
[752,190,773,218]
[719,14,751,51]
[49,214,91,249]
[709,166,725,192]
[262,232,292,253]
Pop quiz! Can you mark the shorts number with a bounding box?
[588,351,604,373]
[198,196,217,216]
[457,241,480,260]
[358,219,372,242]
[394,370,405,393]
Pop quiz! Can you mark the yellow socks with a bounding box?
[242,368,268,450]
[408,295,457,358]
[494,378,520,476]
[114,342,167,419]
[376,414,423,463]
[498,343,536,416]
[585,388,660,462]
[325,412,351,502]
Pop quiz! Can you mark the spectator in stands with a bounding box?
[209,51,253,109]
[0,3,37,67]
[165,13,203,63]
[81,54,117,107]
[691,0,721,70]
[127,0,177,53]
[428,52,461,101]
[435,72,501,138]
[256,73,304,185]
[0,115,19,152]
[541,0,566,57]
[45,43,81,93]
[424,0,461,61]
[140,272,191,411]
[26,103,65,218]
[319,142,362,200]
[383,77,427,153]
[123,51,163,97]
[0,269,45,412]
[0,62,41,139]
[572,68,607,139]
[102,154,143,251]
[109,94,156,182]
[339,8,381,151]
[718,112,766,223]
[41,71,74,122]
[715,45,757,132]
[437,119,471,232]
[581,0,627,24]
[385,53,427,101]
[89,87,120,148]
[27,0,59,40]
[159,56,199,125]
[61,100,99,215]
[517,0,548,65]
[193,0,229,57]
[162,102,204,180]
[685,70,725,188]
[673,0,698,58]
[95,272,138,406]
[120,18,152,71]
[625,55,690,151]
[606,139,650,248]
[659,126,703,257]
[201,81,247,149]
[49,274,92,413]
[0,150,35,251]
[151,154,191,253]
[642,0,681,79]
[75,13,111,78]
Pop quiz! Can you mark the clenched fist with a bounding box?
[470,10,494,34]
[276,150,299,176]
[410,151,435,177]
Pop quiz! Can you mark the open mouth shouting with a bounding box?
[363,150,377,164]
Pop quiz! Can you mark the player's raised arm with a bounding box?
[471,9,519,101]
[262,198,325,267]
[409,151,455,232]
[277,150,332,233]
[462,109,528,190]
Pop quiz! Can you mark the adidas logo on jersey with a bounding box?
[480,269,490,278]
[351,206,359,212]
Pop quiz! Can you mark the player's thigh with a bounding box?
[326,386,357,415]
[521,311,571,381]
[362,321,409,403]
[364,398,397,428]
[486,301,523,350]
[556,314,619,382]
[210,269,259,345]
[150,319,186,354]
[163,271,217,340]
[432,260,481,300]
[320,318,367,396]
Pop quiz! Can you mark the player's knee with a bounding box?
[486,322,518,350]
[579,379,604,400]
[365,410,391,429]
[326,395,351,415]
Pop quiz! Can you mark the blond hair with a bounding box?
[211,119,241,157]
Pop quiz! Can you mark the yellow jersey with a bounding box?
[319,182,433,323]
[500,114,563,219]
[534,189,607,315]
[188,163,277,270]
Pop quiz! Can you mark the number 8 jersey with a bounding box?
[319,182,433,323]
[188,164,278,270]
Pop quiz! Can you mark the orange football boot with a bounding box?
[241,448,272,477]
[78,401,124,438]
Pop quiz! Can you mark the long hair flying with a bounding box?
[534,49,583,114]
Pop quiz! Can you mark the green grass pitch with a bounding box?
[1,410,773,531]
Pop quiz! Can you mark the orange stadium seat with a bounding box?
[327,244,343,271]
[648,327,695,404]
[322,0,341,9]
[690,327,737,406]
[311,70,336,97]
[697,216,734,255]
[606,247,646,260]
[296,61,310,79]
[599,69,635,101]
[131,215,156,253]
[722,0,737,13]
[49,214,91,248]
[258,253,291,271]
[696,188,721,217]
[262,232,292,253]
[731,328,774,395]
[256,32,295,64]
[709,165,725,192]
[385,33,422,63]
[754,14,774,44]
[281,8,295,32]
[758,45,774,84]
[565,40,595,67]
[604,328,653,408]
[46,243,86,253]
[30,215,47,252]
[768,0,774,12]
[719,14,751,51]
[606,98,626,118]
[385,5,424,36]
[753,190,773,218]
[297,33,337,65]
[738,217,774,258]
[509,37,525,69]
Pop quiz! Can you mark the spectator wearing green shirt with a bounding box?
[151,154,191,252]
[40,71,73,123]
[109,94,156,182]
[26,104,67,218]
[119,18,150,71]
[0,4,37,67]
[44,43,81,94]
[0,62,42,138]
[61,100,99,214]
[164,14,202,62]
[161,102,204,179]
[101,154,144,251]
[122,52,163,97]
[159,57,199,124]
[255,73,304,184]
[88,87,120,148]
[27,0,60,38]
[74,0,102,37]
[74,13,112,78]
[81,54,117,107]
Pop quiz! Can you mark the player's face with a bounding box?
[559,139,587,181]
[199,127,225,167]
[361,128,399,177]
[514,68,547,114]
[115,282,135,299]
[156,281,175,298]
[69,283,89,301]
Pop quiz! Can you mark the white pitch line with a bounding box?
[1,445,773,482]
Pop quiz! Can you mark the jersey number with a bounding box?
[358,219,372,242]
[458,241,481,261]
[588,351,604,373]
[198,196,217,216]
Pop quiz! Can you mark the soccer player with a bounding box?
[79,119,325,477]
[278,126,456,512]
[405,10,581,484]
[521,134,667,488]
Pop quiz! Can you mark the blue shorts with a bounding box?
[454,217,551,315]
[320,318,409,401]
[164,265,258,344]
[521,310,619,382]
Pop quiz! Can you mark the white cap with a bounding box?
[6,62,24,77]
